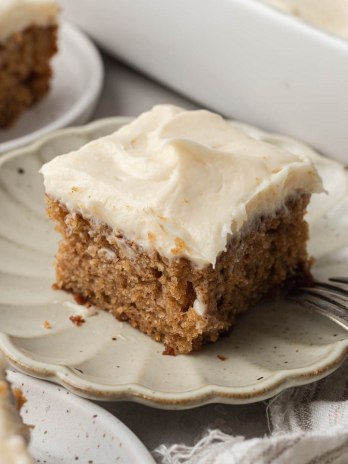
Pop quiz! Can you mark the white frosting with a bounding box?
[193,298,208,317]
[0,358,32,464]
[0,0,58,42]
[262,0,348,40]
[40,105,323,267]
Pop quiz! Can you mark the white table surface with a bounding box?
[91,51,269,454]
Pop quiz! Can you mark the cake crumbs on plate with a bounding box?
[73,293,91,307]
[43,320,52,329]
[162,346,176,356]
[69,315,86,326]
[217,354,227,361]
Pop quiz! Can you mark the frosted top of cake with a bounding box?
[0,0,58,42]
[0,358,32,463]
[262,0,348,40]
[40,105,323,267]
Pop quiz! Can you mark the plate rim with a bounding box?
[2,334,348,408]
[0,21,104,154]
[8,370,155,463]
[1,117,348,409]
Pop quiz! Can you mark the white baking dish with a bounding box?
[59,0,348,163]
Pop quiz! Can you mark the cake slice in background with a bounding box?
[261,0,348,41]
[40,105,323,354]
[0,356,32,463]
[0,0,59,128]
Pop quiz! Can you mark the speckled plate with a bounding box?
[8,370,154,463]
[0,118,347,409]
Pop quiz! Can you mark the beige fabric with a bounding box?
[154,361,348,463]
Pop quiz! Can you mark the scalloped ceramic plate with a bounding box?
[0,118,347,409]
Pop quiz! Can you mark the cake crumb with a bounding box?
[71,186,79,193]
[69,315,86,327]
[12,388,27,410]
[74,293,88,305]
[162,346,176,356]
[217,354,226,361]
[43,320,52,329]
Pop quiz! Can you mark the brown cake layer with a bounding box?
[0,25,58,128]
[47,194,311,354]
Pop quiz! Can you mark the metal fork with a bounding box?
[289,277,348,330]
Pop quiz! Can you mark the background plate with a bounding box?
[0,22,103,154]
[8,371,154,463]
[0,118,347,409]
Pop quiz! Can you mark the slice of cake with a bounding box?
[261,0,348,41]
[40,105,323,354]
[0,357,32,463]
[0,0,59,128]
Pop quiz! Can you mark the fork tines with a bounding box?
[290,276,348,330]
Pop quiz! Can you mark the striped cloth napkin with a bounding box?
[154,361,348,464]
